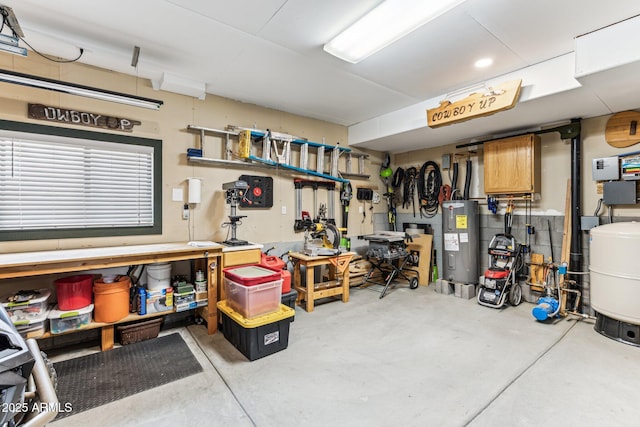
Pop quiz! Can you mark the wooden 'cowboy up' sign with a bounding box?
[28,103,141,132]
[427,79,522,129]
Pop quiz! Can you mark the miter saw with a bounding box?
[302,204,341,256]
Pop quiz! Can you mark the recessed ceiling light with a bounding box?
[474,58,493,68]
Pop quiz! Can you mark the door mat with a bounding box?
[53,333,202,420]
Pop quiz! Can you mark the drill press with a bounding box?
[222,180,249,246]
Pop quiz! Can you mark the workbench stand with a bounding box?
[362,254,419,299]
[360,233,420,298]
[289,252,353,312]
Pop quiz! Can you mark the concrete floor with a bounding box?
[49,284,640,427]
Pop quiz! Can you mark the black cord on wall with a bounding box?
[417,161,442,218]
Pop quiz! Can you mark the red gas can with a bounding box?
[260,253,290,293]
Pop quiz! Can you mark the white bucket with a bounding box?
[146,263,172,290]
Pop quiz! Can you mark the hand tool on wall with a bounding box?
[294,179,336,231]
[340,182,352,230]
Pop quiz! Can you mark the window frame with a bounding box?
[0,119,162,242]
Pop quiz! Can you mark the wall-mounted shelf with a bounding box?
[186,125,370,182]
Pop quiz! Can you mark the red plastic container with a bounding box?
[224,265,281,287]
[54,274,93,310]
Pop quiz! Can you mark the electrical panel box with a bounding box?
[603,181,637,205]
[592,156,619,181]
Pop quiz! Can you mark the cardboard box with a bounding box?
[145,288,173,314]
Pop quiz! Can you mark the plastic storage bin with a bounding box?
[14,307,50,338]
[54,274,93,310]
[224,265,282,319]
[224,265,281,286]
[225,277,282,319]
[1,289,52,323]
[48,304,93,334]
[217,300,294,361]
[281,288,298,310]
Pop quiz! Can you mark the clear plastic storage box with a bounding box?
[224,265,283,319]
[1,289,52,323]
[48,304,93,334]
[14,306,50,338]
[225,277,282,319]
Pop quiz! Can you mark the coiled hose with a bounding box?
[417,161,442,218]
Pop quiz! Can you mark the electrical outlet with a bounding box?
[281,205,287,215]
[359,206,364,214]
[182,204,189,220]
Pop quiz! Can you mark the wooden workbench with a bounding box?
[0,242,223,350]
[289,251,354,312]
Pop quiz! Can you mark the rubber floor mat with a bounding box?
[53,333,202,420]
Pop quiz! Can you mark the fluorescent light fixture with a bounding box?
[324,0,466,63]
[0,68,163,110]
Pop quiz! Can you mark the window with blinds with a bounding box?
[0,120,162,241]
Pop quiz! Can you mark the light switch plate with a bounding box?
[172,188,184,202]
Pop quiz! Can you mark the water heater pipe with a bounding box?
[569,118,583,312]
[463,158,472,200]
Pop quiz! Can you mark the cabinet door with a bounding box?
[483,134,540,194]
[223,249,261,267]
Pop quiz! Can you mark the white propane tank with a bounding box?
[589,222,640,325]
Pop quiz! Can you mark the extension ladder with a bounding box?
[186,124,369,183]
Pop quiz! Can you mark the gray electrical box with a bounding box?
[441,154,451,170]
[580,216,600,231]
[603,181,637,205]
[592,157,619,181]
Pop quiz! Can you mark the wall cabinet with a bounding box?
[483,134,541,195]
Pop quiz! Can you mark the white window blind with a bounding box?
[0,130,154,231]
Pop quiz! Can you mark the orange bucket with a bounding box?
[93,276,131,323]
